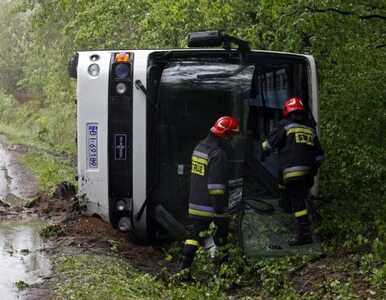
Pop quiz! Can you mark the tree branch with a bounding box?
[359,14,386,20]
[306,7,386,21]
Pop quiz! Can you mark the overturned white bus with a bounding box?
[68,31,320,255]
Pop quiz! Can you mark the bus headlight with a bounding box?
[115,64,130,78]
[88,64,100,77]
[116,82,127,94]
[118,217,132,232]
[116,199,127,211]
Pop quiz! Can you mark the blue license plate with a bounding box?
[87,124,98,169]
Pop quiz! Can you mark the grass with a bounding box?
[40,224,65,239]
[0,123,76,154]
[22,151,76,196]
[53,251,369,300]
[54,253,234,300]
[0,122,76,197]
[15,280,29,290]
[56,255,164,300]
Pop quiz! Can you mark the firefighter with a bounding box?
[261,97,324,246]
[179,116,240,270]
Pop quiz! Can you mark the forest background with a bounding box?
[0,0,385,298]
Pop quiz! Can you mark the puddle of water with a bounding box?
[0,142,39,203]
[0,147,8,201]
[0,142,50,299]
[0,217,51,299]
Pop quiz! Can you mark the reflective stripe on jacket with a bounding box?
[262,118,324,182]
[189,133,229,219]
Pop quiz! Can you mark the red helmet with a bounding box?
[210,116,240,139]
[282,97,305,117]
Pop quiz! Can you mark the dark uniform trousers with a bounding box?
[262,117,324,244]
[280,179,310,223]
[278,172,314,222]
[180,133,229,270]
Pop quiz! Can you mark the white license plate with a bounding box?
[87,123,98,169]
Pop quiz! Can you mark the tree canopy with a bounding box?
[0,0,385,295]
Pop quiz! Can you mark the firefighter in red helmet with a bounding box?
[261,97,324,246]
[179,116,240,270]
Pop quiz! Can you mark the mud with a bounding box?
[290,255,371,298]
[24,194,164,300]
[30,189,163,272]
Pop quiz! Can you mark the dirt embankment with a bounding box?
[16,184,166,299]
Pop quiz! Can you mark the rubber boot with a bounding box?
[288,221,312,246]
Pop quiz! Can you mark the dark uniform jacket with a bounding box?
[189,133,229,219]
[262,118,324,183]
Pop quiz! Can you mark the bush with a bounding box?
[0,90,17,124]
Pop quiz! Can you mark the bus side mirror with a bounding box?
[188,31,250,52]
[68,53,78,79]
[188,31,223,48]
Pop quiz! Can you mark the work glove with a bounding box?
[259,141,270,162]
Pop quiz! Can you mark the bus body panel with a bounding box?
[77,51,111,222]
[131,50,154,237]
[305,54,320,196]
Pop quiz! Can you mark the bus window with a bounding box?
[150,58,254,227]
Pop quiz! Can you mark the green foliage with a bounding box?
[15,280,29,290]
[136,0,237,48]
[53,238,383,299]
[312,278,358,300]
[22,151,76,196]
[0,0,29,95]
[107,239,121,252]
[56,255,164,299]
[0,90,17,124]
[359,237,386,298]
[163,235,305,298]
[0,0,385,297]
[40,224,65,239]
[24,195,40,208]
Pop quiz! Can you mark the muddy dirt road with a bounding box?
[0,142,51,299]
[0,140,164,299]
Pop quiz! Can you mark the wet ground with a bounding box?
[0,139,163,299]
[0,140,374,299]
[0,142,39,204]
[0,142,51,300]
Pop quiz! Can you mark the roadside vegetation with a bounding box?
[0,0,385,298]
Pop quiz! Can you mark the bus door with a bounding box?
[241,53,322,256]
